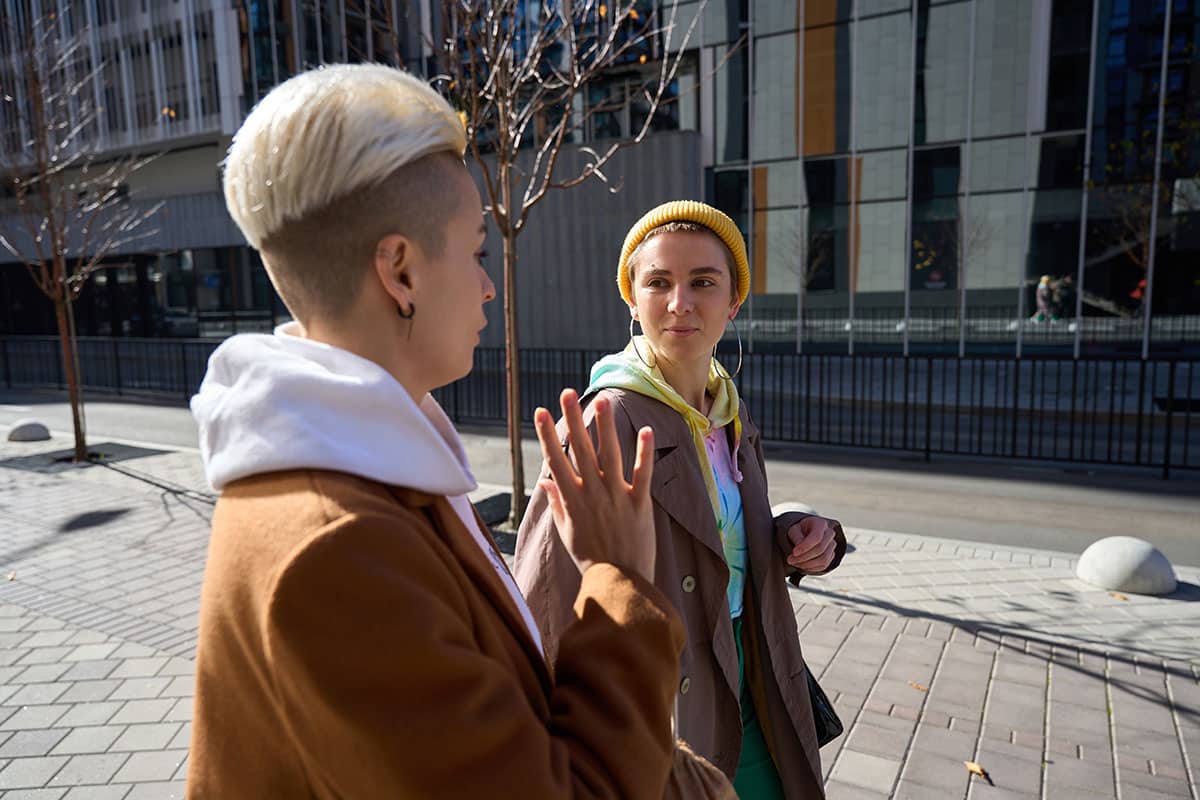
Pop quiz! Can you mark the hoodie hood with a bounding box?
[191,323,477,496]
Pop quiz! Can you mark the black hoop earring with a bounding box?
[398,303,415,341]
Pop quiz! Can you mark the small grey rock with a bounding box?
[1076,536,1177,596]
[6,419,51,442]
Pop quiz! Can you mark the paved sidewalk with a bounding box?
[0,435,1196,799]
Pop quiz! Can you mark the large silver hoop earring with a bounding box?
[629,317,655,368]
[713,317,743,381]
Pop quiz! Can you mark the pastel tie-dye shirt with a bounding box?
[705,426,746,619]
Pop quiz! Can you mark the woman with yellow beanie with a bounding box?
[515,201,847,798]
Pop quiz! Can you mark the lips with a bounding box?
[665,326,699,336]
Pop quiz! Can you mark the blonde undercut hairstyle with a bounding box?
[222,63,468,321]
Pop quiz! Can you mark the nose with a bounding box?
[480,267,496,303]
[667,285,694,315]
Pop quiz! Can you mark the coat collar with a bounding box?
[606,391,725,561]
[390,487,552,690]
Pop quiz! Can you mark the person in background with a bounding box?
[515,200,847,799]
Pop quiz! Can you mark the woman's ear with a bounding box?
[374,233,416,309]
[728,302,742,321]
[629,304,639,322]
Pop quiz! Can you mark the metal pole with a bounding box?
[847,0,858,357]
[1143,3,1173,361]
[796,0,806,356]
[903,0,918,357]
[1016,0,1044,360]
[1072,0,1101,359]
[958,0,978,359]
[746,0,755,354]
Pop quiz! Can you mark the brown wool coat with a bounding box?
[514,390,847,800]
[186,468,685,799]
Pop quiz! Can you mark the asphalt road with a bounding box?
[3,388,1198,567]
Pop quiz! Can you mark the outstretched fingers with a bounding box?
[593,396,626,493]
[630,426,654,506]
[534,406,579,505]
[559,389,600,485]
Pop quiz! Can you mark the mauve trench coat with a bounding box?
[515,389,847,800]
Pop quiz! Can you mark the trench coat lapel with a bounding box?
[631,399,726,564]
[391,487,553,693]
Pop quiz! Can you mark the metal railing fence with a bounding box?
[2,336,1196,476]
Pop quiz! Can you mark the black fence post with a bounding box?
[2,338,9,389]
[924,357,933,462]
[1163,360,1176,480]
[112,339,123,396]
[180,342,190,404]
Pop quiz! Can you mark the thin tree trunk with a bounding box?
[503,227,526,529]
[52,281,86,461]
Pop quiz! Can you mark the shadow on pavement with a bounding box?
[58,508,131,532]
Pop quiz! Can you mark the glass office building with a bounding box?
[1,0,1197,354]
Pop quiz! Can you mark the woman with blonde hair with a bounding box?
[187,64,687,798]
[515,201,847,799]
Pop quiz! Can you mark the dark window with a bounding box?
[1038,135,1085,189]
[1046,0,1093,131]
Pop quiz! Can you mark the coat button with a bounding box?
[681,575,697,593]
[680,677,691,695]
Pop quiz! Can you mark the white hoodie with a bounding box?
[191,322,542,654]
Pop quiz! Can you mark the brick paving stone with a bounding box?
[108,723,180,753]
[0,756,71,790]
[60,645,120,664]
[109,749,186,784]
[823,779,891,799]
[59,663,120,684]
[8,684,71,708]
[105,679,169,703]
[166,723,190,751]
[1,789,69,800]
[121,781,184,799]
[46,753,129,787]
[49,726,127,757]
[53,704,123,730]
[106,701,173,727]
[105,660,166,681]
[0,707,70,732]
[844,722,912,762]
[55,683,119,706]
[0,730,69,758]
[829,749,902,795]
[12,665,73,686]
[61,786,132,799]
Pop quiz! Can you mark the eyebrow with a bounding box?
[642,266,725,278]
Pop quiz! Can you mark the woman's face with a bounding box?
[413,165,496,389]
[629,231,739,369]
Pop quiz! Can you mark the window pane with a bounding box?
[854,10,912,151]
[752,33,797,160]
[915,1,971,144]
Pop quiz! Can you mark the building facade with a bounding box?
[1,0,1197,355]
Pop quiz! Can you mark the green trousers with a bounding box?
[732,615,786,799]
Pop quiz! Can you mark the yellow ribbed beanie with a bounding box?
[617,200,751,306]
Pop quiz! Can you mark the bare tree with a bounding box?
[1,3,161,461]
[435,0,700,528]
[1089,115,1200,317]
